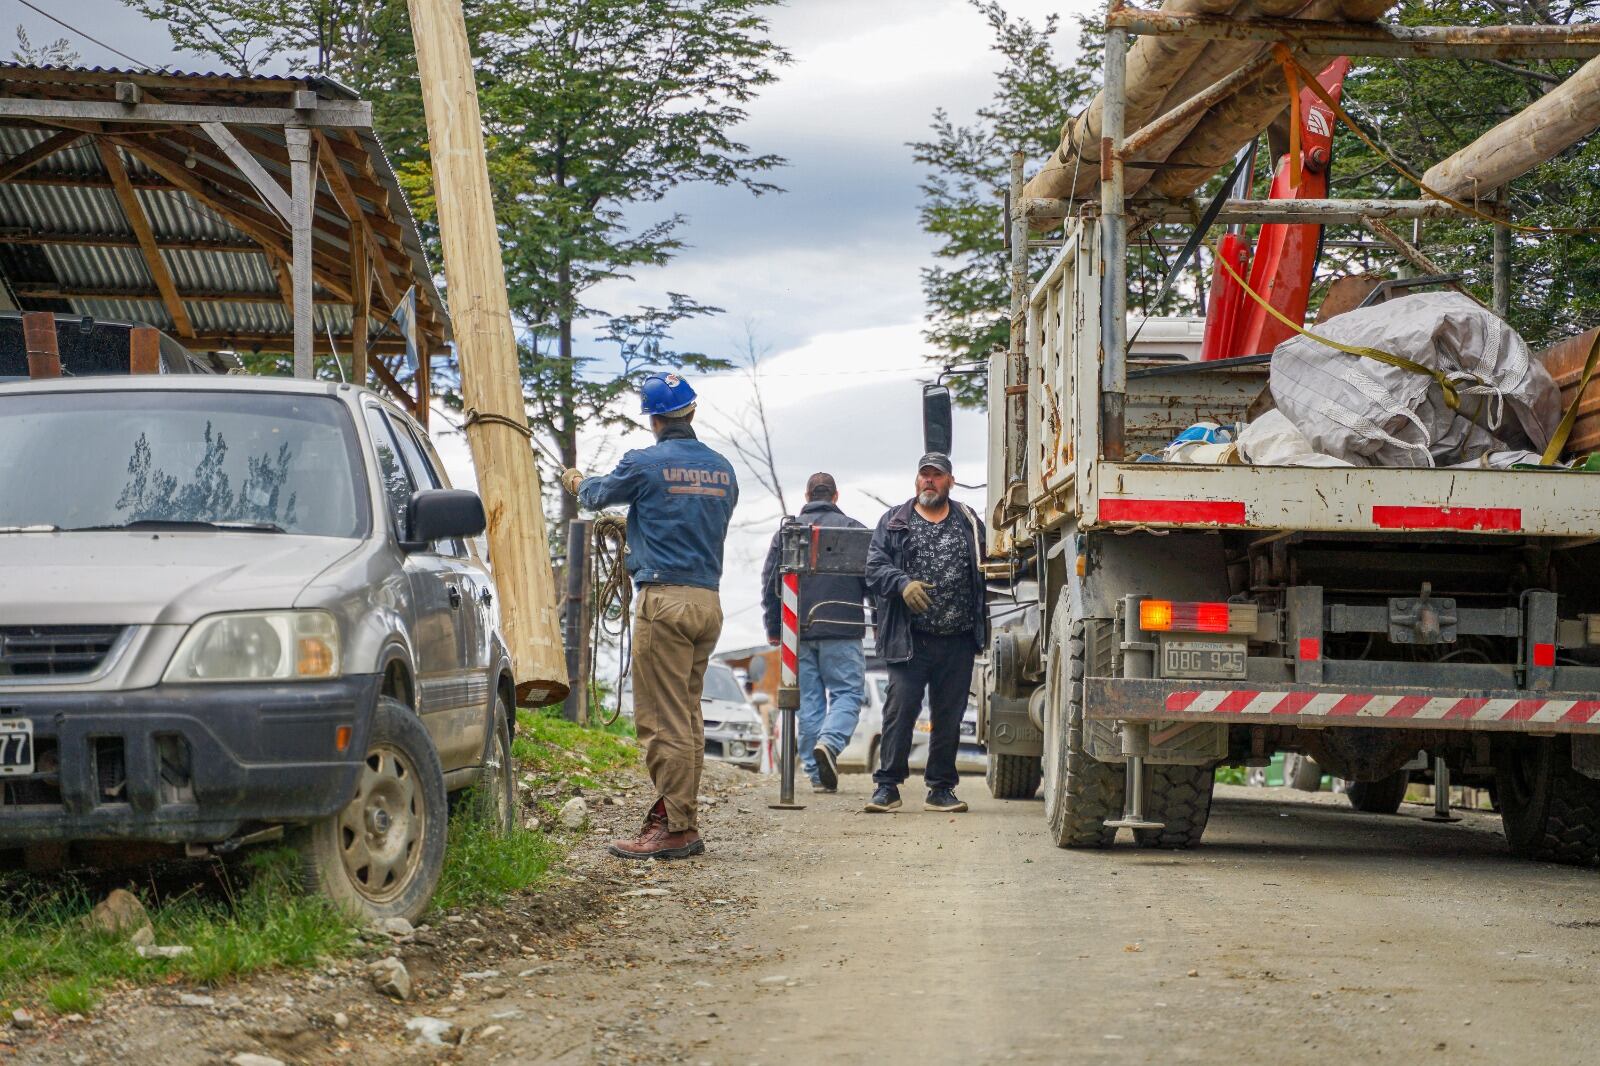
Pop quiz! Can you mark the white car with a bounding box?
[699,660,764,771]
[837,669,985,776]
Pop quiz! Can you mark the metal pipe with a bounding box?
[1027,196,1463,226]
[286,125,313,379]
[1120,50,1276,161]
[770,567,805,810]
[1105,7,1600,60]
[778,705,799,805]
[1424,755,1461,822]
[1099,26,1129,462]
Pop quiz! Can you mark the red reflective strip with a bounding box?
[1215,690,1260,713]
[1327,693,1374,716]
[781,605,799,628]
[1272,691,1317,715]
[1385,695,1430,719]
[1533,642,1556,668]
[1298,638,1321,661]
[1443,697,1487,720]
[1371,505,1521,531]
[1166,691,1201,712]
[1101,499,1247,525]
[780,646,798,671]
[1503,699,1546,722]
[1561,701,1600,723]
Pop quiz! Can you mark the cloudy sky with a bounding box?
[9,0,1088,650]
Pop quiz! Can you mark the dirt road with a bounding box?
[17,772,1600,1064]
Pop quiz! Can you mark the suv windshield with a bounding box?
[0,389,367,538]
[702,663,748,704]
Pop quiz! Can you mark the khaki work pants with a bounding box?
[631,584,723,831]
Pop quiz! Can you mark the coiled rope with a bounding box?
[587,514,631,726]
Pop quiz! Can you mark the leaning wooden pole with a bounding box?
[408,0,569,705]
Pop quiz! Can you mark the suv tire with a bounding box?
[986,752,1042,800]
[291,696,448,923]
[464,693,516,835]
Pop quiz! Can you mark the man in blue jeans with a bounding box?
[760,473,868,793]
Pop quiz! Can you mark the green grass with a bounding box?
[0,849,358,1015]
[0,710,641,1014]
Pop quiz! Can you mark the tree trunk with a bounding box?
[557,254,578,527]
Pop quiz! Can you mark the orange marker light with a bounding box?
[335,725,352,753]
[1140,600,1174,631]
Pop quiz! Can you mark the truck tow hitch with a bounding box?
[1104,721,1164,832]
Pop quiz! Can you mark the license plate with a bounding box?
[0,719,34,775]
[1160,638,1246,680]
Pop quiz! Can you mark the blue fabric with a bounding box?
[796,638,866,781]
[578,434,738,590]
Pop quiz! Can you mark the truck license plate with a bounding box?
[0,719,33,775]
[1160,638,1246,680]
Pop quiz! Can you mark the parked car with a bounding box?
[0,375,514,923]
[700,660,764,771]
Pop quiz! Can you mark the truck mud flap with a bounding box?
[985,693,1042,757]
[1084,677,1600,735]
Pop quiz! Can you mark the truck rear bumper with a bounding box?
[0,675,380,845]
[1085,676,1600,734]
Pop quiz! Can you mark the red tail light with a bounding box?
[1140,599,1258,635]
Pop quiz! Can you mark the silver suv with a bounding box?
[0,375,516,922]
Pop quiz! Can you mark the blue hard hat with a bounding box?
[639,372,697,416]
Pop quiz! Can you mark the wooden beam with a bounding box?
[314,129,404,313]
[112,137,355,304]
[0,232,260,252]
[14,284,342,305]
[366,348,416,406]
[336,127,436,327]
[0,129,82,183]
[351,222,370,387]
[96,138,194,339]
[410,0,567,700]
[185,331,413,355]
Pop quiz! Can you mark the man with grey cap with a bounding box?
[760,472,868,792]
[862,452,988,813]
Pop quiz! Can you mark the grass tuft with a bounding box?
[431,810,563,913]
[512,706,639,790]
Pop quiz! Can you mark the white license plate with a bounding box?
[1160,638,1247,680]
[0,718,34,775]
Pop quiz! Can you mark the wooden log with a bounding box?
[1422,54,1600,202]
[407,0,568,704]
[129,326,161,373]
[22,311,59,378]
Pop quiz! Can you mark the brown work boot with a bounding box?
[607,821,705,861]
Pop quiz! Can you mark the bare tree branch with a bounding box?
[709,325,789,515]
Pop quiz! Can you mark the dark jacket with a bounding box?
[577,425,738,590]
[761,500,868,642]
[865,497,988,664]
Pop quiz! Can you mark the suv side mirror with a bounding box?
[402,489,486,552]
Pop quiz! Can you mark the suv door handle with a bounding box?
[447,585,463,610]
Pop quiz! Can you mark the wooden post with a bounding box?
[351,230,370,387]
[22,312,59,378]
[411,290,430,428]
[408,0,569,704]
[285,125,314,378]
[561,519,592,724]
[129,326,160,374]
[1492,188,1511,320]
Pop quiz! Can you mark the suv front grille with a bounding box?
[0,626,125,678]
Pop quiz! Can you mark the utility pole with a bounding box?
[408,0,569,705]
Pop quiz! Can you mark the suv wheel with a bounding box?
[292,696,447,923]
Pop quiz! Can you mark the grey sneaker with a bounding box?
[864,785,901,813]
[925,788,968,813]
[813,744,839,791]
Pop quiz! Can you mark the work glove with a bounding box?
[901,580,933,614]
[560,468,584,495]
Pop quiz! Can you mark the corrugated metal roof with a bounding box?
[0,65,447,362]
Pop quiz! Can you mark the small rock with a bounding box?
[87,888,152,942]
[1186,969,1199,978]
[461,970,501,981]
[229,1056,287,1066]
[369,957,412,1002]
[692,980,714,989]
[559,797,589,830]
[479,1025,506,1039]
[379,917,415,938]
[406,1016,463,1047]
[136,945,193,959]
[332,1012,350,1031]
[129,925,156,948]
[177,993,215,1008]
[757,975,789,986]
[10,1009,35,1031]
[623,888,669,898]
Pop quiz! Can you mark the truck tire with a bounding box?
[1042,606,1124,848]
[1497,737,1600,866]
[1134,764,1215,848]
[986,752,1042,800]
[290,696,449,923]
[1346,769,1409,814]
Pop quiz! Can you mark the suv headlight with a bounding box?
[165,611,341,682]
